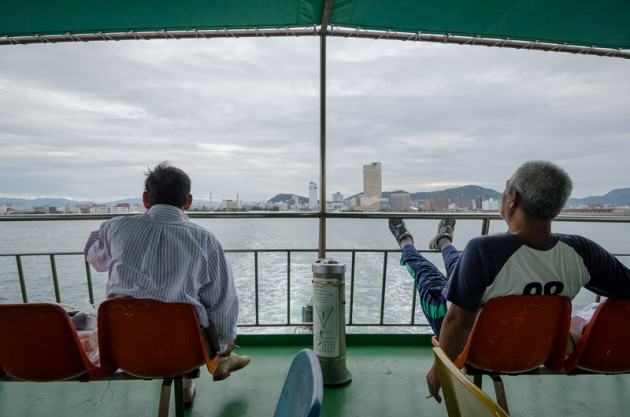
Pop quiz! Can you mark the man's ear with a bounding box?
[182,194,193,211]
[510,189,521,209]
[143,192,151,209]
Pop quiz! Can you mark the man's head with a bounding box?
[143,162,192,210]
[501,161,573,222]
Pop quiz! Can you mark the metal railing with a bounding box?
[1,212,629,328]
[0,248,430,327]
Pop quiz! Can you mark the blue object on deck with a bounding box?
[273,349,323,417]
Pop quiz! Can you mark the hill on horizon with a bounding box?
[568,187,630,207]
[344,185,502,203]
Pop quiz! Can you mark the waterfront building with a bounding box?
[332,192,344,211]
[390,192,411,211]
[482,198,500,211]
[434,195,449,211]
[309,181,318,210]
[362,162,382,209]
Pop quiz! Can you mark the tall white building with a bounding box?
[362,162,382,210]
[309,181,318,209]
[332,192,344,211]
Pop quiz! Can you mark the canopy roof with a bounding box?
[1,0,629,54]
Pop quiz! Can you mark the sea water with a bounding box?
[0,217,628,332]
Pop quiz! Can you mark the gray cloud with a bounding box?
[0,37,628,201]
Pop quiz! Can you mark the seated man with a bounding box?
[84,162,249,406]
[389,160,630,402]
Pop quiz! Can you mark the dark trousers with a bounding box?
[400,244,462,335]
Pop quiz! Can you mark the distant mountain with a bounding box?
[410,185,501,201]
[0,197,88,207]
[568,187,630,207]
[345,185,502,203]
[268,193,309,204]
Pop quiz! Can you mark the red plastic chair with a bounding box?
[0,304,98,381]
[97,298,220,417]
[434,295,572,414]
[565,299,630,373]
[456,295,571,372]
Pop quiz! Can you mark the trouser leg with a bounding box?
[441,244,462,277]
[400,244,449,335]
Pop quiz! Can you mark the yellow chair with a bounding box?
[433,347,509,417]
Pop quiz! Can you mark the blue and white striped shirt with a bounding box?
[84,204,238,351]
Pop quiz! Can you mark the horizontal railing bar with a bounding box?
[2,211,630,223]
[2,249,630,257]
[0,212,321,221]
[1,26,628,60]
[237,323,430,327]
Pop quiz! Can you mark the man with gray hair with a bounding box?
[388,160,630,402]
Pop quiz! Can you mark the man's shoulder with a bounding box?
[467,233,522,251]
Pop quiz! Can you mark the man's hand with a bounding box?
[426,363,442,403]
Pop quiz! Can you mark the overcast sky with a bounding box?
[0,37,628,202]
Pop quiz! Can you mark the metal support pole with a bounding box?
[318,32,327,259]
[84,261,94,304]
[50,254,61,303]
[481,217,491,235]
[254,251,259,325]
[16,255,28,303]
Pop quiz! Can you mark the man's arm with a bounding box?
[427,304,477,402]
[199,237,239,353]
[84,223,110,272]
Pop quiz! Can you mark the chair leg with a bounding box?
[490,375,510,415]
[158,378,173,417]
[473,374,482,389]
[174,376,184,417]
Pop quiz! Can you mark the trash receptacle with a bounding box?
[312,258,352,386]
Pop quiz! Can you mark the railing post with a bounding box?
[380,251,388,325]
[287,251,291,325]
[481,217,491,235]
[411,272,418,325]
[16,255,28,303]
[349,251,356,325]
[254,251,259,325]
[50,254,61,303]
[84,261,94,305]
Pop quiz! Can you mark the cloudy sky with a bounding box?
[0,37,628,202]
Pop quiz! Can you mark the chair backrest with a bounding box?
[273,349,324,417]
[566,299,630,373]
[434,347,509,417]
[97,298,215,378]
[0,304,96,381]
[456,295,571,372]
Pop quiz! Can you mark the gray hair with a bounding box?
[510,161,573,219]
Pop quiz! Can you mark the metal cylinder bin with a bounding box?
[312,258,352,386]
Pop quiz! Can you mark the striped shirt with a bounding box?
[84,204,238,351]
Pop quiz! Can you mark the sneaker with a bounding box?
[428,219,456,251]
[388,218,414,246]
[213,353,251,381]
[183,379,196,408]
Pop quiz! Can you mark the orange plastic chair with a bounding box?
[435,295,572,414]
[456,295,571,372]
[434,347,509,417]
[0,304,98,381]
[565,299,630,373]
[97,298,220,417]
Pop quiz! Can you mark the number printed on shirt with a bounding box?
[522,281,564,296]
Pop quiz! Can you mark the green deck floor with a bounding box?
[1,343,629,417]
